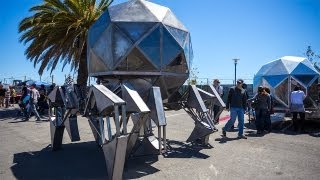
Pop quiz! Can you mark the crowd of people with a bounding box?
[0,81,55,122]
[213,78,306,139]
[18,83,53,121]
[0,84,17,108]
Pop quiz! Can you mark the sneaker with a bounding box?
[36,118,41,122]
[257,130,263,134]
[238,135,247,139]
[222,129,226,137]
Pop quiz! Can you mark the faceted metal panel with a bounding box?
[89,50,109,73]
[163,9,188,31]
[293,75,317,87]
[138,26,161,68]
[64,117,80,142]
[189,37,194,66]
[186,121,214,143]
[162,27,183,67]
[183,34,190,68]
[163,53,188,74]
[164,25,188,47]
[263,75,287,87]
[187,85,208,112]
[50,119,65,151]
[102,137,117,180]
[116,48,158,71]
[110,0,158,22]
[88,10,111,47]
[163,75,188,96]
[112,26,133,67]
[92,26,113,69]
[147,87,167,126]
[142,0,169,21]
[121,83,150,113]
[274,78,289,105]
[115,22,156,42]
[208,85,226,107]
[154,77,169,100]
[112,135,128,180]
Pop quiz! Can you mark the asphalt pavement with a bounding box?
[0,105,320,180]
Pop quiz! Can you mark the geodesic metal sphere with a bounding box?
[87,0,193,100]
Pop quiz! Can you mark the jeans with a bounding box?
[213,105,221,122]
[255,108,269,131]
[223,107,245,136]
[292,112,305,131]
[27,101,41,120]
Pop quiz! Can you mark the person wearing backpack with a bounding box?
[26,84,41,121]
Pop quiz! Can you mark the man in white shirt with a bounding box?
[290,86,306,132]
[213,79,223,124]
[26,84,41,121]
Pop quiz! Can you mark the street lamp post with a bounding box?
[232,58,240,85]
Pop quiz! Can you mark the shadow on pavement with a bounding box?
[244,118,320,137]
[10,141,162,180]
[162,140,211,159]
[215,136,240,143]
[0,107,21,121]
[124,155,160,179]
[11,142,108,180]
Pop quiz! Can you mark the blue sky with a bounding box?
[1,0,320,85]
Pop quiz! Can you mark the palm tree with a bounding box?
[19,0,113,85]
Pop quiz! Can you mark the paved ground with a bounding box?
[0,106,320,180]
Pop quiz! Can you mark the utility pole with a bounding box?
[232,58,240,85]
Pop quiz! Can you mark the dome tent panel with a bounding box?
[264,75,288,88]
[292,74,317,87]
[255,60,277,76]
[264,60,289,75]
[301,59,319,73]
[291,63,319,75]
[274,78,289,106]
[280,56,303,73]
[253,76,263,93]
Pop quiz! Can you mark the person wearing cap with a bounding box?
[213,79,223,124]
[222,79,248,139]
[26,83,41,121]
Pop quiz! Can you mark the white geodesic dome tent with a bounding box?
[253,56,319,108]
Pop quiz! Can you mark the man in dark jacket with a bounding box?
[222,79,248,139]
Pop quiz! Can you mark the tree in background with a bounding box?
[19,0,113,86]
[305,46,320,72]
[188,67,199,85]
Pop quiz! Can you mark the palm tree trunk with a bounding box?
[77,49,88,86]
